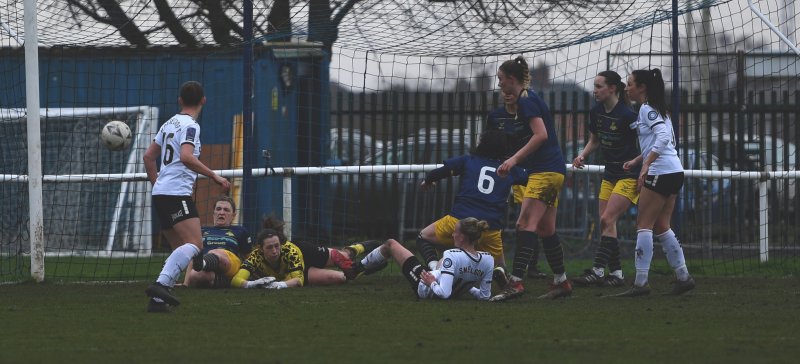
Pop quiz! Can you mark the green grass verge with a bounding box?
[2,267,799,363]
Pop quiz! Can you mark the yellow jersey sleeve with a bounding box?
[282,242,306,286]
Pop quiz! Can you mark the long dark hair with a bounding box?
[597,70,626,103]
[631,68,668,118]
[473,130,511,160]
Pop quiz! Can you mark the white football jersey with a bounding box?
[417,248,494,300]
[634,104,683,175]
[152,114,202,196]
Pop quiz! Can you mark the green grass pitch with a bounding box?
[2,262,799,363]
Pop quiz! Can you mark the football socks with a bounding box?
[657,229,690,281]
[542,233,566,275]
[156,243,199,287]
[415,235,440,266]
[607,236,623,274]
[634,229,654,287]
[511,230,539,279]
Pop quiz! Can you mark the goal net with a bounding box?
[0,107,157,258]
[1,0,798,281]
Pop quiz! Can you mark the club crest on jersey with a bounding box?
[186,127,197,142]
[647,111,658,121]
[610,122,617,130]
[442,258,453,269]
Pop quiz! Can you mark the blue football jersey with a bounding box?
[588,100,640,181]
[443,155,528,229]
[201,225,252,257]
[516,90,565,174]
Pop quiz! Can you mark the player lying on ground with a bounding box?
[231,217,379,289]
[415,130,527,286]
[184,195,251,288]
[354,217,494,300]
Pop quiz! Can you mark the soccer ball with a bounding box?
[101,120,132,151]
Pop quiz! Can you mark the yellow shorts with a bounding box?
[433,215,503,264]
[522,172,565,208]
[220,249,243,279]
[599,178,639,204]
[511,185,525,205]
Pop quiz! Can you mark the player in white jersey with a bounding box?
[614,69,695,297]
[143,81,231,312]
[354,217,494,300]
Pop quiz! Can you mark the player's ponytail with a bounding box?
[458,217,490,244]
[631,68,669,118]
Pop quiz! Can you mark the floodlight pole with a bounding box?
[24,0,45,282]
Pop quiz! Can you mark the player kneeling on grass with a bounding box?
[354,217,494,300]
[184,196,252,288]
[415,130,528,288]
[232,217,379,289]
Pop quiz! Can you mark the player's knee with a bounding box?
[599,214,617,230]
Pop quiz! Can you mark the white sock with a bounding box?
[553,273,567,285]
[361,246,387,268]
[656,229,690,281]
[610,270,624,279]
[634,229,653,287]
[156,243,199,287]
[592,266,605,277]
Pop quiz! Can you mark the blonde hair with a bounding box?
[458,217,490,243]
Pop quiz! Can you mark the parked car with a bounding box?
[328,128,383,166]
[700,133,796,212]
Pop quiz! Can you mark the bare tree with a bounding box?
[50,0,604,49]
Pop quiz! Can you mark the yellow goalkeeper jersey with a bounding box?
[232,241,305,287]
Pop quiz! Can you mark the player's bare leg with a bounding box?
[307,267,347,285]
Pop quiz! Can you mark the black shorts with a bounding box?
[401,256,429,295]
[153,195,199,229]
[643,172,684,197]
[293,241,330,269]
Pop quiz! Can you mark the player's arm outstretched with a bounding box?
[420,156,464,191]
[179,143,230,191]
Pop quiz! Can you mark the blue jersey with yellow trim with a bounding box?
[439,155,528,230]
[588,101,640,181]
[201,225,252,257]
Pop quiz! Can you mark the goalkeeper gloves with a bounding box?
[243,276,276,289]
[264,281,289,290]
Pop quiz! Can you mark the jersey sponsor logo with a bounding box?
[442,258,453,269]
[647,111,658,121]
[186,127,197,142]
